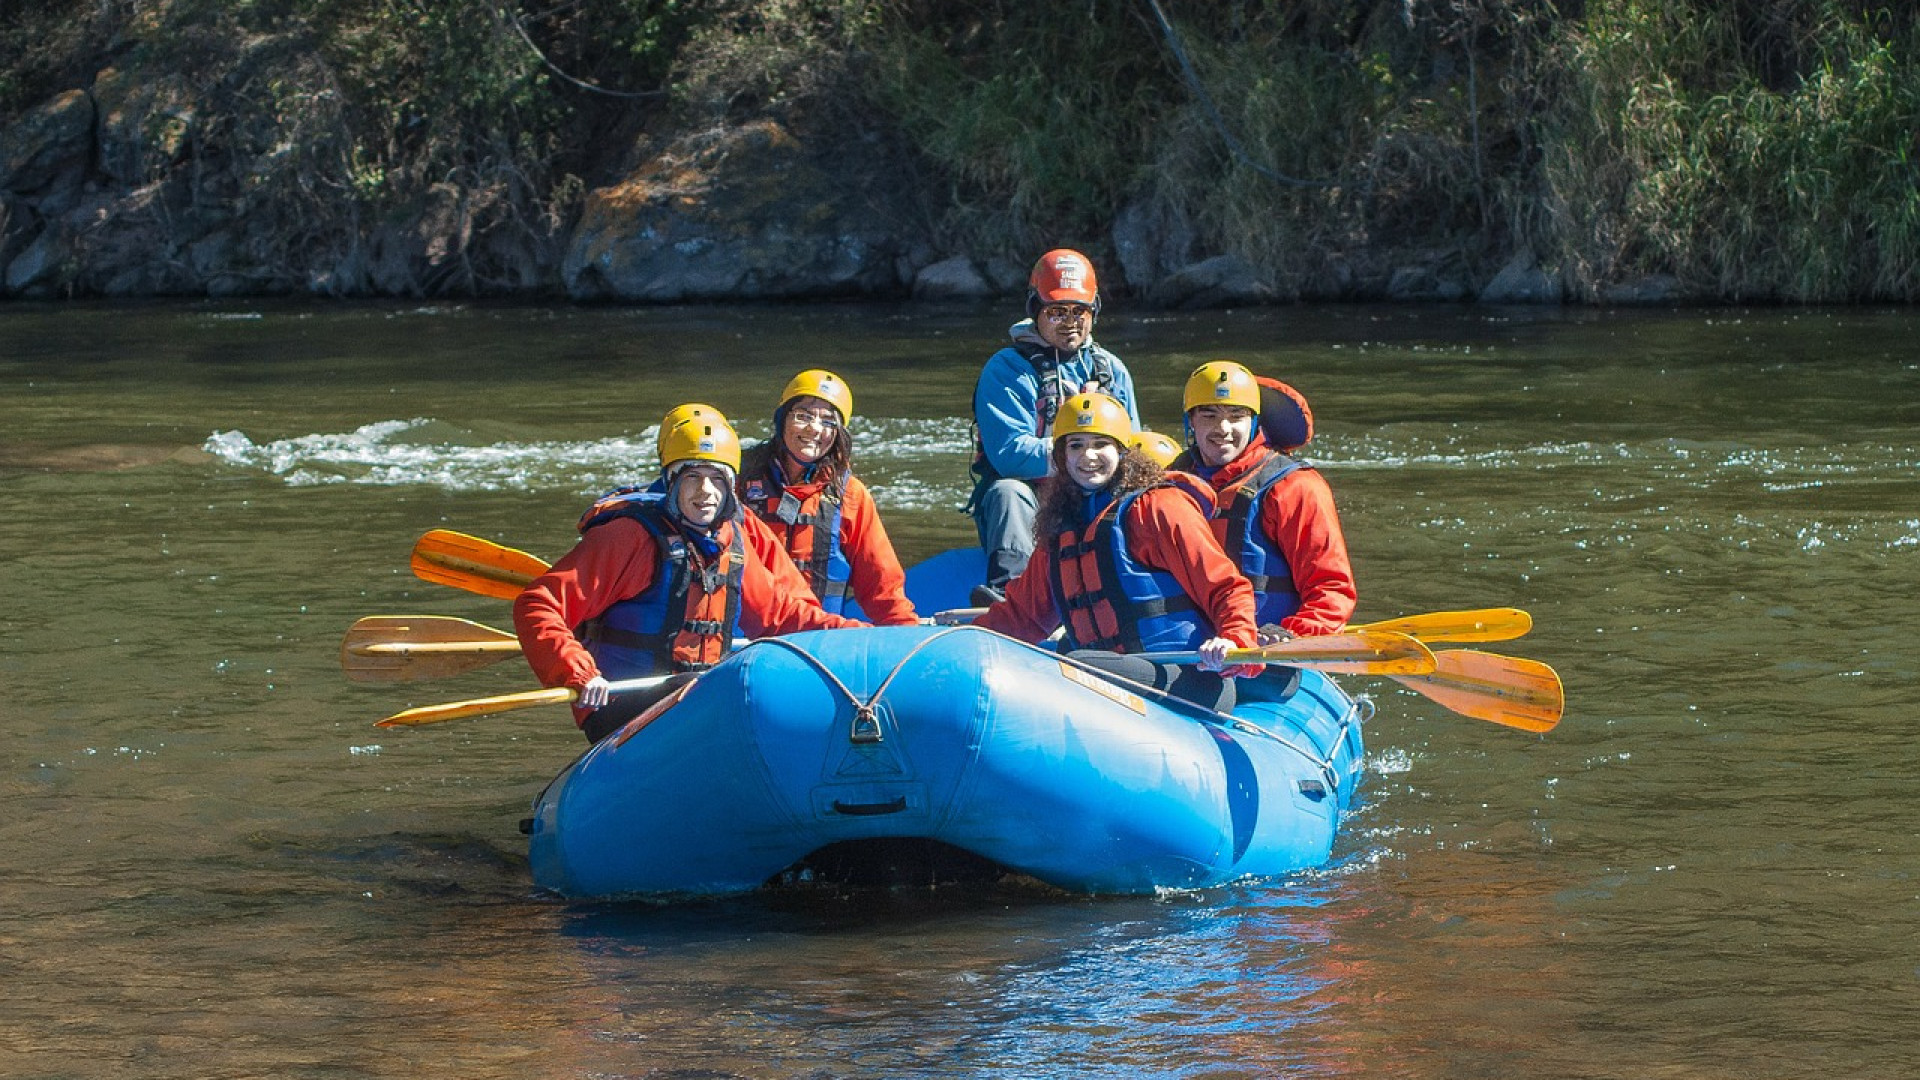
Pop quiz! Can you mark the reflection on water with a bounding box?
[3,301,1918,1078]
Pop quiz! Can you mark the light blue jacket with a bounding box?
[972,320,1139,481]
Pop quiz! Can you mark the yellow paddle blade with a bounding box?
[376,685,577,727]
[1390,649,1564,732]
[1247,630,1436,675]
[1352,607,1533,644]
[410,529,551,600]
[374,673,671,728]
[339,615,523,683]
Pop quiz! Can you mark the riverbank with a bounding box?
[4,2,1917,305]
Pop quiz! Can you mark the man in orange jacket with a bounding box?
[1174,361,1357,638]
[515,407,866,742]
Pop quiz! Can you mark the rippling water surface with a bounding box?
[3,301,1916,1078]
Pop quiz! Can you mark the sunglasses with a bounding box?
[786,409,841,431]
[1040,303,1094,324]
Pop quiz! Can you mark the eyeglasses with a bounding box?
[1040,303,1093,324]
[787,409,841,431]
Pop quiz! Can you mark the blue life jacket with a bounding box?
[574,488,744,678]
[1046,484,1208,654]
[1217,452,1308,625]
[968,336,1122,486]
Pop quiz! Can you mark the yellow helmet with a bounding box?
[655,402,722,460]
[1183,360,1261,414]
[658,407,742,473]
[1127,430,1181,468]
[1052,392,1133,445]
[778,369,853,423]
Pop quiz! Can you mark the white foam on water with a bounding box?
[203,415,981,503]
[203,419,663,494]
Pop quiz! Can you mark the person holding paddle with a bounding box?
[972,392,1261,711]
[514,407,867,743]
[1173,361,1357,638]
[965,248,1139,603]
[736,370,917,625]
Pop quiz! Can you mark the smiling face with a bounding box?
[1060,432,1123,491]
[673,463,732,527]
[1035,302,1094,352]
[780,394,841,465]
[1189,404,1257,468]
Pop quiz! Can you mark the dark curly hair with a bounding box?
[1034,445,1165,541]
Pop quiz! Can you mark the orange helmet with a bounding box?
[1028,249,1099,306]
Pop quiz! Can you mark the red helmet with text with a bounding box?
[1028,249,1100,306]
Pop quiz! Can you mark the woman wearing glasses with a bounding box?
[736,370,919,625]
[966,248,1140,603]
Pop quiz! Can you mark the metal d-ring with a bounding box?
[741,628,972,745]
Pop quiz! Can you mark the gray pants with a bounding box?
[970,476,1039,589]
[1067,651,1237,713]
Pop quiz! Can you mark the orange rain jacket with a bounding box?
[740,452,919,627]
[973,485,1261,654]
[1198,435,1357,637]
[514,511,865,725]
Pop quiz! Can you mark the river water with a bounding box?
[2,300,1916,1078]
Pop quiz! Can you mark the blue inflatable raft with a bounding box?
[526,625,1368,899]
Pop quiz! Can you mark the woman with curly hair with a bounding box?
[972,392,1262,710]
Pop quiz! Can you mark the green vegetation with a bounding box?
[5,0,1918,300]
[1547,1,1920,300]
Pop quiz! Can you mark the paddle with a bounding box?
[410,529,549,600]
[393,536,1558,729]
[375,673,674,727]
[1391,650,1563,732]
[1350,607,1531,644]
[340,614,761,683]
[1141,631,1437,676]
[339,615,523,682]
[935,605,1534,643]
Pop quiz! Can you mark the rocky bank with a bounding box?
[2,69,1662,307]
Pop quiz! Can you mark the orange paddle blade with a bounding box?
[1245,630,1437,675]
[1148,631,1437,675]
[1391,649,1564,732]
[410,529,551,600]
[1353,607,1532,644]
[339,615,523,682]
